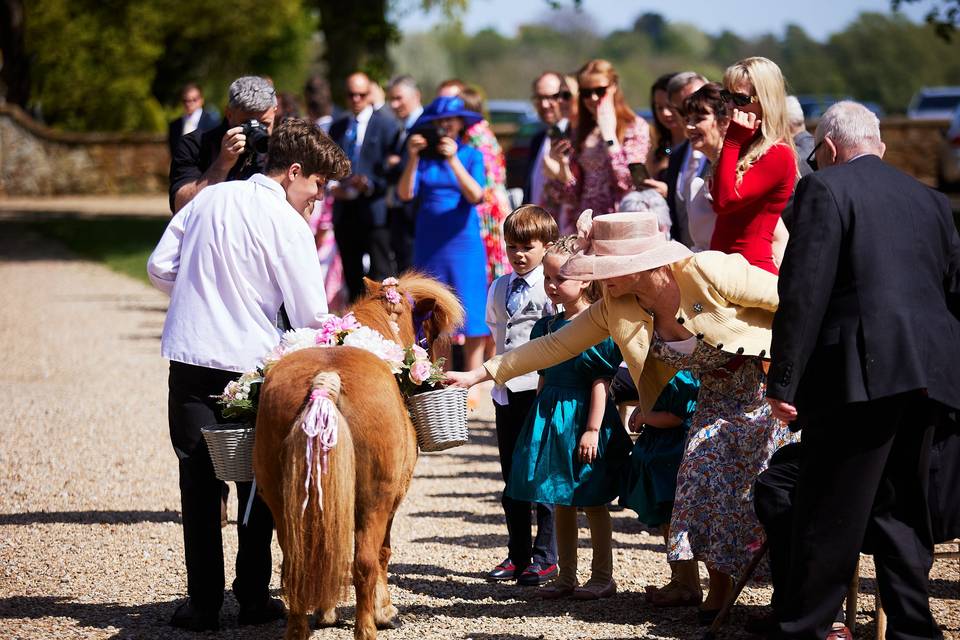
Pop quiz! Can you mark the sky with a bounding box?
[396,0,933,41]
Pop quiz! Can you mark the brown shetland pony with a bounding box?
[253,273,463,640]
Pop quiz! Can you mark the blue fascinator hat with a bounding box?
[412,96,483,129]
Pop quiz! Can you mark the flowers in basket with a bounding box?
[216,312,447,419]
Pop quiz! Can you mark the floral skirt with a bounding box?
[651,338,799,579]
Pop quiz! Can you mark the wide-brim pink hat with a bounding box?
[561,210,692,281]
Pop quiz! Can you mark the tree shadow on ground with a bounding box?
[0,510,181,526]
[427,490,499,501]
[409,510,506,526]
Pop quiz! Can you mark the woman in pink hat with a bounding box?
[448,210,798,623]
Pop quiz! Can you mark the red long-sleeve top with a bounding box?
[709,120,796,274]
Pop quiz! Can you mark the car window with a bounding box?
[917,95,960,111]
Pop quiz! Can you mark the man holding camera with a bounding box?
[525,71,570,208]
[149,119,352,632]
[169,75,277,214]
[329,72,401,301]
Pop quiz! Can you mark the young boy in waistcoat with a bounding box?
[484,205,560,585]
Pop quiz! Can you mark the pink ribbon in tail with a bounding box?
[301,388,338,513]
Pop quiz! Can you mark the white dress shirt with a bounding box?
[147,174,329,373]
[354,105,374,147]
[181,109,203,136]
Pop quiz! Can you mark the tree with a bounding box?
[892,0,960,39]
[0,0,29,108]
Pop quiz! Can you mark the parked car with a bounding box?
[907,87,960,120]
[486,100,538,127]
[796,95,885,120]
[939,104,960,190]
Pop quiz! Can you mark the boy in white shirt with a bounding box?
[484,205,560,586]
[147,119,350,632]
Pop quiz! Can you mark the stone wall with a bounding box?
[0,103,169,196]
[0,104,951,196]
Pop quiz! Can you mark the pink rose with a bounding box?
[409,361,432,385]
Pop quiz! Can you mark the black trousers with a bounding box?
[334,201,395,302]
[494,389,557,568]
[776,392,941,640]
[168,361,275,612]
[389,204,416,275]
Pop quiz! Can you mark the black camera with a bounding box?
[411,125,448,159]
[241,119,270,155]
[547,124,567,141]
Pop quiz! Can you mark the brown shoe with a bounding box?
[539,583,576,600]
[573,579,616,600]
[645,580,703,607]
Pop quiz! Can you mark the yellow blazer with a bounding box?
[484,251,779,414]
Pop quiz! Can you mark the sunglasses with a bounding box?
[532,91,572,103]
[720,89,759,107]
[348,91,369,99]
[807,139,823,171]
[581,86,610,100]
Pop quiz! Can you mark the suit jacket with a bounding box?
[329,109,401,227]
[167,110,218,155]
[486,251,779,414]
[768,155,960,421]
[665,140,711,246]
[523,127,548,203]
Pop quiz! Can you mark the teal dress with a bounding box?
[505,314,631,507]
[620,370,699,526]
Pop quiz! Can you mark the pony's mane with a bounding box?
[348,272,464,355]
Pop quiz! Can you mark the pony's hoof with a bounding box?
[314,609,340,628]
[376,614,402,630]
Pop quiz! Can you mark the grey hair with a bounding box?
[387,74,419,94]
[785,95,805,128]
[228,76,277,112]
[816,101,882,152]
[619,189,672,234]
[667,71,708,99]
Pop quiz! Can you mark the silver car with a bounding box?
[908,87,960,121]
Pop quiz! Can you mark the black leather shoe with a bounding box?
[517,563,558,586]
[487,558,520,581]
[238,597,286,626]
[170,599,220,632]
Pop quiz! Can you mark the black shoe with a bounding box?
[487,558,520,581]
[170,599,220,632]
[238,597,286,626]
[517,562,559,586]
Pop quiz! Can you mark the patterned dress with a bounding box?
[562,117,650,215]
[464,120,511,283]
[651,336,799,579]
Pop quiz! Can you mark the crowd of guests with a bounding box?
[159,58,959,640]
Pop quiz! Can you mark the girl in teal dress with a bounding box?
[506,236,631,600]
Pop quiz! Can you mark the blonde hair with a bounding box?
[722,57,796,182]
[575,59,637,153]
[546,235,601,303]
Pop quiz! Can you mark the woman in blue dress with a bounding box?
[397,96,489,370]
[506,237,631,600]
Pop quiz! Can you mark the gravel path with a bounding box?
[0,223,957,639]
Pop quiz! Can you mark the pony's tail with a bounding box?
[279,371,355,618]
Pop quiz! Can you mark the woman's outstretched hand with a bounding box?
[445,366,491,388]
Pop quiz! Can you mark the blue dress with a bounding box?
[411,145,489,337]
[506,314,632,506]
[620,370,700,527]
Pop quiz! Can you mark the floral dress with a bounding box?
[562,117,650,215]
[464,120,511,283]
[651,336,799,579]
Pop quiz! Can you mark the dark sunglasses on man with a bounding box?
[719,89,758,107]
[581,86,609,100]
[532,90,572,103]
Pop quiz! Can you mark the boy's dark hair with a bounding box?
[265,118,351,180]
[503,205,560,245]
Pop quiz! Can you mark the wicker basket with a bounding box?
[201,423,255,482]
[407,386,469,452]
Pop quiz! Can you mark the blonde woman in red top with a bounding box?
[710,57,796,275]
[548,59,650,215]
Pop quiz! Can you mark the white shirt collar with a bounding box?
[512,264,544,287]
[354,105,374,125]
[405,106,424,130]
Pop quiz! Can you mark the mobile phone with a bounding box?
[628,162,651,189]
[547,124,567,141]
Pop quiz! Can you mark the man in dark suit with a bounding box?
[524,71,569,206]
[385,74,424,274]
[329,72,401,300]
[767,101,960,640]
[658,72,708,247]
[168,83,219,156]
